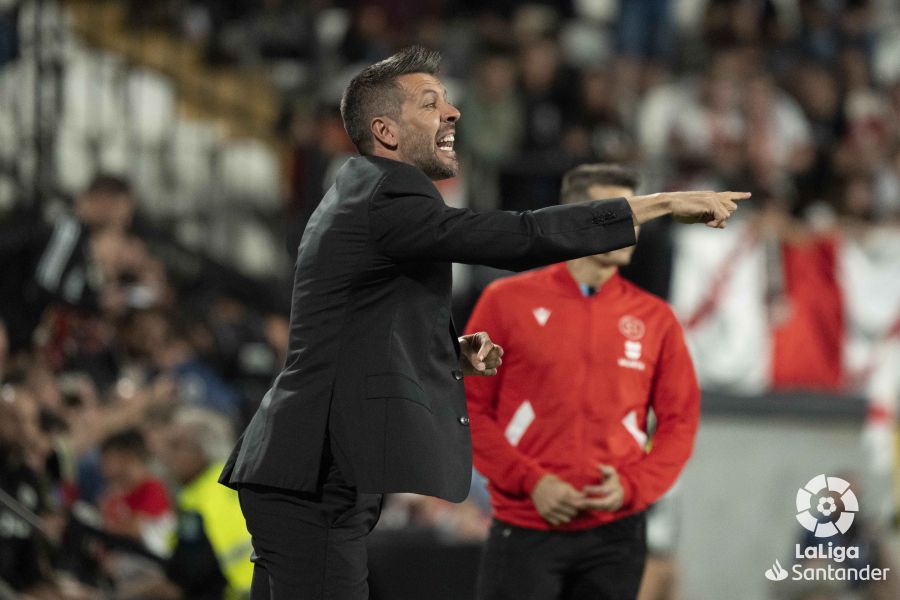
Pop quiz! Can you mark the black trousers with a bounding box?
[476,513,647,600]
[237,447,382,600]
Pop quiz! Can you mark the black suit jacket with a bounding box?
[220,155,636,502]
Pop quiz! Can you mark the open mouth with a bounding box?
[436,132,455,154]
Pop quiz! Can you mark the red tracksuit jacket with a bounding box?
[465,264,700,531]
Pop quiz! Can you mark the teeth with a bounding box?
[437,133,455,152]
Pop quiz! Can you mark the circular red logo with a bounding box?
[618,315,645,340]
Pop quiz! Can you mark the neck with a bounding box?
[566,259,618,289]
[370,147,409,167]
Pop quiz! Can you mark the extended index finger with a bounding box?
[719,191,752,201]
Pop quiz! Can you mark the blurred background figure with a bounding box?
[100,428,174,556]
[98,427,174,582]
[1,0,900,597]
[0,383,58,597]
[458,51,523,212]
[117,407,252,600]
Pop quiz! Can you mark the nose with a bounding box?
[444,102,460,123]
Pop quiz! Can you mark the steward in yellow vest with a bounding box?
[167,462,253,599]
[158,408,253,599]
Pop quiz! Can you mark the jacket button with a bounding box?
[458,416,469,426]
[452,369,464,381]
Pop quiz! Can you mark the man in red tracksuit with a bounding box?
[465,164,700,600]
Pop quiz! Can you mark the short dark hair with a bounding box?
[560,164,640,204]
[86,174,132,197]
[340,46,442,154]
[101,427,148,460]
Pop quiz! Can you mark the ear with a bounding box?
[371,116,398,150]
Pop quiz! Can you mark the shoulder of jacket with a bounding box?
[620,279,681,322]
[373,157,439,195]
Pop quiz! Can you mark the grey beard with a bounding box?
[418,153,457,180]
[405,132,458,180]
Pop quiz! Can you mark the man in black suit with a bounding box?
[220,46,748,599]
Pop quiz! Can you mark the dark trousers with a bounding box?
[237,447,382,600]
[476,513,647,600]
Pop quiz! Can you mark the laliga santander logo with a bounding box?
[764,474,889,583]
[795,474,858,538]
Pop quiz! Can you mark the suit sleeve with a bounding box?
[617,317,700,511]
[465,284,550,496]
[369,163,636,271]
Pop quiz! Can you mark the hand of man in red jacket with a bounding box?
[530,474,588,526]
[459,332,504,376]
[581,464,625,512]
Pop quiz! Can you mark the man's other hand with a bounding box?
[531,474,587,526]
[581,464,625,512]
[459,331,504,376]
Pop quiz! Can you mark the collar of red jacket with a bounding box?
[549,262,624,300]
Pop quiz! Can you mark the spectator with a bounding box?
[284,105,356,257]
[792,0,843,65]
[0,384,57,597]
[216,0,317,65]
[744,73,815,192]
[617,0,674,69]
[517,38,572,155]
[98,428,174,558]
[52,371,175,505]
[788,61,845,213]
[873,147,900,220]
[668,46,747,172]
[339,4,392,65]
[571,68,638,163]
[0,204,100,355]
[458,52,523,211]
[73,175,137,235]
[121,407,252,600]
[123,309,242,420]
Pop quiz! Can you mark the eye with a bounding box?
[425,102,437,109]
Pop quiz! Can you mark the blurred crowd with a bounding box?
[2,0,900,598]
[0,175,292,598]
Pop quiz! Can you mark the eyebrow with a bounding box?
[419,87,449,101]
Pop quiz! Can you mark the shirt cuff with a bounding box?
[586,197,634,226]
[521,465,550,496]
[587,198,637,247]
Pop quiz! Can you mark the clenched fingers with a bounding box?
[482,345,503,368]
[544,503,579,525]
[580,495,622,511]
